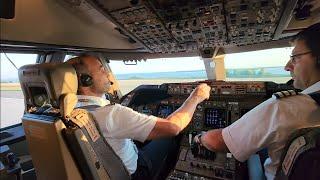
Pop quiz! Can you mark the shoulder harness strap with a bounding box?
[277,128,320,178]
[68,107,131,179]
[69,108,101,142]
[308,92,320,106]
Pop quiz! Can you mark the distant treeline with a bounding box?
[1,66,290,82]
[1,80,19,83]
[226,67,289,78]
[115,66,290,80]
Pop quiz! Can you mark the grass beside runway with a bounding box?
[0,83,21,91]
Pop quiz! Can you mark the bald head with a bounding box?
[67,55,100,74]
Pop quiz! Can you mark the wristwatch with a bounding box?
[195,131,206,146]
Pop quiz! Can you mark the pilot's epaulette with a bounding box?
[273,90,300,99]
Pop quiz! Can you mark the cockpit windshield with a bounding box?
[109,47,292,94]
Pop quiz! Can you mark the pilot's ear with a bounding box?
[106,73,119,95]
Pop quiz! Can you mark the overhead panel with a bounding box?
[101,0,287,54]
[226,0,284,46]
[153,0,226,52]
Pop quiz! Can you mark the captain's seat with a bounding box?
[19,63,130,180]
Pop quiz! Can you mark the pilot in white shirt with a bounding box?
[76,95,157,174]
[222,81,320,179]
[66,55,211,179]
[194,23,320,179]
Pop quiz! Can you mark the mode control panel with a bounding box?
[167,81,266,96]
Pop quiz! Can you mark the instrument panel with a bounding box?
[121,80,293,179]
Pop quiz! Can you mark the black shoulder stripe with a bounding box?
[283,91,290,96]
[274,93,281,99]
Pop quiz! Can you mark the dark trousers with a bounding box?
[131,137,179,180]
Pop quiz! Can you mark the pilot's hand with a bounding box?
[191,83,211,103]
[193,131,206,146]
[191,131,206,157]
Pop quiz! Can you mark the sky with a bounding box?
[1,53,37,81]
[1,47,293,81]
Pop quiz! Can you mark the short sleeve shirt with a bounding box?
[222,81,320,179]
[76,95,157,174]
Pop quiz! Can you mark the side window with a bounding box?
[225,47,293,83]
[1,53,37,128]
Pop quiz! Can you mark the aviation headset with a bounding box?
[79,73,94,87]
[76,56,114,87]
[74,56,95,87]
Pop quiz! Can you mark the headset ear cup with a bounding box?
[80,74,93,87]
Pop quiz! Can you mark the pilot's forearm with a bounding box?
[201,129,229,152]
[165,95,200,133]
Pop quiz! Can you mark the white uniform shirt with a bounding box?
[76,95,157,174]
[222,81,320,179]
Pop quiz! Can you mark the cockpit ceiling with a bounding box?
[81,0,319,54]
[1,0,319,58]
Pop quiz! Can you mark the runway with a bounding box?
[1,92,25,128]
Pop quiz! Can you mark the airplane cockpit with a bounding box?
[1,0,320,179]
[119,80,299,179]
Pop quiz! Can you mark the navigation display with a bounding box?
[158,105,173,118]
[204,108,226,128]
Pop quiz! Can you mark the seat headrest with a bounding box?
[60,93,78,118]
[18,63,78,109]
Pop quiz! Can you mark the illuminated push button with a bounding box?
[184,173,189,178]
[226,153,233,158]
